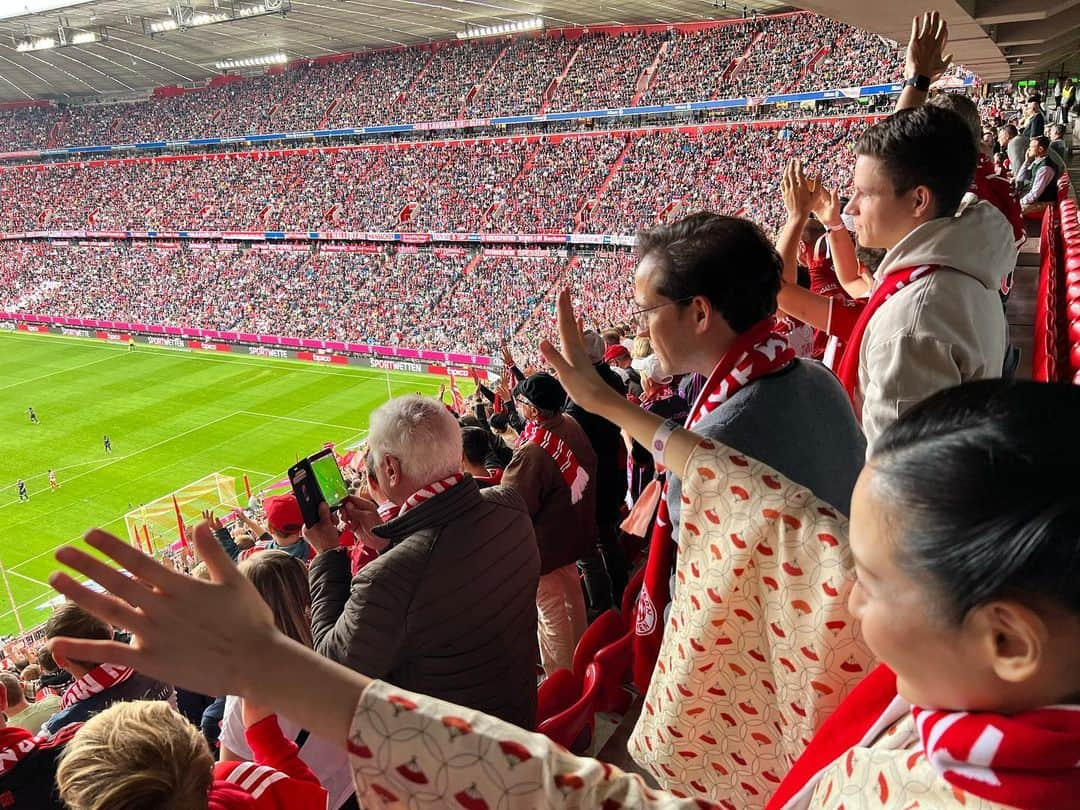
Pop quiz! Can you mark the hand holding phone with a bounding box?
[288,448,349,528]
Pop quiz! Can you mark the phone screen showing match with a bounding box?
[310,451,348,509]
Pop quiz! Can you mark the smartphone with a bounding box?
[288,448,349,527]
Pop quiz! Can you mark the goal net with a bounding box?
[123,472,241,555]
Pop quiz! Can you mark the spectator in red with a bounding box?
[56,699,327,809]
[251,495,314,563]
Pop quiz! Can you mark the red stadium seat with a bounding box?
[536,663,600,753]
[572,609,624,686]
[536,668,578,727]
[594,630,635,714]
[621,566,645,627]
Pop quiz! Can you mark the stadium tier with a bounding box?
[0,12,905,153]
[0,119,868,236]
[0,241,635,358]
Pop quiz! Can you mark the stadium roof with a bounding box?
[0,0,793,102]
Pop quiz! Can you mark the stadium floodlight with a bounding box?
[456,16,542,40]
[215,52,288,70]
[14,24,106,51]
[145,0,290,37]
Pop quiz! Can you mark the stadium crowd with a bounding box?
[2,8,1079,810]
[0,12,905,151]
[0,122,872,236]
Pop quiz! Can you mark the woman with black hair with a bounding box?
[46,291,1080,810]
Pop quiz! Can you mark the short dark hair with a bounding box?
[0,673,21,707]
[636,212,781,333]
[461,427,492,466]
[46,601,112,670]
[37,645,58,674]
[489,412,509,432]
[1033,135,1050,152]
[926,92,981,147]
[999,124,1018,137]
[871,380,1080,625]
[856,106,976,219]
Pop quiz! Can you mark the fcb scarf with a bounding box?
[769,664,1080,810]
[60,663,135,710]
[633,318,795,691]
[519,421,590,504]
[391,473,465,520]
[835,264,939,410]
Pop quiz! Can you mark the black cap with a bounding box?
[513,372,567,413]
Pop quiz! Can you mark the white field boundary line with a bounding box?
[2,413,365,579]
[0,466,292,624]
[237,410,363,433]
[1,411,243,507]
[0,352,124,393]
[0,331,451,387]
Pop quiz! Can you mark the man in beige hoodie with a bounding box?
[842,104,1016,450]
[838,12,1017,451]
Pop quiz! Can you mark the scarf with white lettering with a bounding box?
[60,663,135,709]
[519,421,589,504]
[634,317,795,691]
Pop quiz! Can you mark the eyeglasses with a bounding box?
[626,297,693,326]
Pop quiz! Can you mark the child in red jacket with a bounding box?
[56,699,328,810]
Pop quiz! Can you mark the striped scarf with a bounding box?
[633,318,795,691]
[519,421,590,504]
[60,663,135,709]
[391,473,465,520]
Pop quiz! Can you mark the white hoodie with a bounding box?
[858,201,1016,450]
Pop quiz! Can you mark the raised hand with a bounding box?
[49,523,277,699]
[200,509,223,531]
[811,184,843,227]
[500,344,515,368]
[781,159,817,219]
[906,11,952,82]
[539,289,623,415]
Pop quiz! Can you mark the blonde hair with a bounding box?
[631,335,652,359]
[239,550,313,648]
[56,701,213,810]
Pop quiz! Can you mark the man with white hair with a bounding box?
[305,395,541,730]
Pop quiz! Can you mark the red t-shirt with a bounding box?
[972,153,1024,245]
[806,253,855,360]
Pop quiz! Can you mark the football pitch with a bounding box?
[0,331,455,638]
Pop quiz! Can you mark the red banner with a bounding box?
[95,331,131,342]
[297,351,348,364]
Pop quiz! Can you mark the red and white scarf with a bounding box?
[519,420,590,504]
[384,473,465,521]
[60,663,135,709]
[633,317,795,690]
[835,264,939,410]
[769,664,1080,810]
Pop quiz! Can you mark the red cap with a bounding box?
[603,344,630,362]
[263,494,304,534]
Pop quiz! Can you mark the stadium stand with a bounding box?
[0,12,902,152]
[7,6,1080,810]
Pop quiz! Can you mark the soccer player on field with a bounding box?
[16,480,28,503]
[103,435,112,454]
[49,470,59,491]
[27,407,38,425]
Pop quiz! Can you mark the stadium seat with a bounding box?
[572,609,624,686]
[536,663,601,753]
[621,566,645,625]
[536,667,579,728]
[593,630,635,714]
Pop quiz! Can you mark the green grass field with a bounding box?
[0,331,454,637]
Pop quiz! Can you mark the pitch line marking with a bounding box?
[237,410,363,432]
[0,352,121,392]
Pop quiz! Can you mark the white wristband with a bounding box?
[826,223,846,232]
[650,418,682,465]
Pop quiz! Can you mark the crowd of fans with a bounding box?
[4,10,1078,810]
[0,12,906,152]
[0,122,870,236]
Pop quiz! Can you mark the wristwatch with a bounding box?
[904,74,931,92]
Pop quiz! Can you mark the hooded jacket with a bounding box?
[857,201,1015,449]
